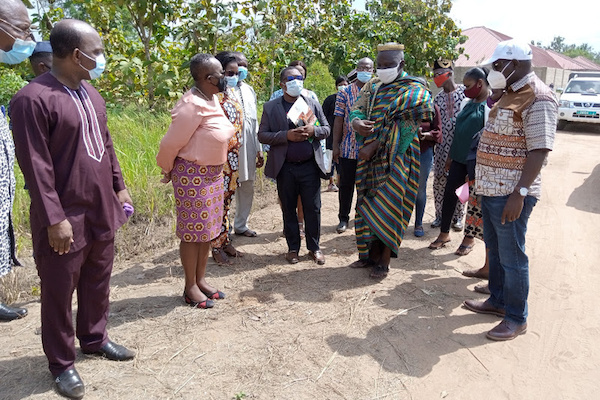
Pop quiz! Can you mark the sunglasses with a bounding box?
[284,75,304,82]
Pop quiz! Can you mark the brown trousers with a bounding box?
[37,239,114,376]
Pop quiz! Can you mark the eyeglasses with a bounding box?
[284,75,304,82]
[224,71,240,77]
[208,71,224,80]
[492,60,509,72]
[0,17,33,41]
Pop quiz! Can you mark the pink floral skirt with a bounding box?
[171,158,224,243]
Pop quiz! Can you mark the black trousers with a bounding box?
[337,157,358,223]
[441,160,468,234]
[277,160,321,252]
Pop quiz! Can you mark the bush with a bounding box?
[304,61,336,104]
[11,105,174,253]
[0,67,27,108]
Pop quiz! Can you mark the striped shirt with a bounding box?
[334,82,361,159]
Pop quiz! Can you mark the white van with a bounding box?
[557,77,600,129]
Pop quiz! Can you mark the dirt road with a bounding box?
[1,124,599,399]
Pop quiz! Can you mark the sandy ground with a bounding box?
[1,123,600,400]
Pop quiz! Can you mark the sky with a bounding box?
[353,0,600,52]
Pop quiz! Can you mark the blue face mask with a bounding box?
[225,75,239,88]
[357,71,372,83]
[79,50,106,80]
[238,66,248,81]
[0,27,36,65]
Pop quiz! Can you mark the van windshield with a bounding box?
[565,80,600,94]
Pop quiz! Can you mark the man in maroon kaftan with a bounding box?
[10,19,135,399]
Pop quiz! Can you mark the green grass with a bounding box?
[12,106,174,251]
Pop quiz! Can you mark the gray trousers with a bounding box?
[234,179,255,233]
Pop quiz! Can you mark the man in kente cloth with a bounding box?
[349,43,434,279]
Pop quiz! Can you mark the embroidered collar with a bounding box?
[510,72,535,92]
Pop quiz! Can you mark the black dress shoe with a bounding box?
[55,368,85,399]
[0,302,27,321]
[83,340,135,361]
[336,221,348,234]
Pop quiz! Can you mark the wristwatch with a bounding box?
[516,187,529,197]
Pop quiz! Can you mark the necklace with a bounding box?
[192,86,210,101]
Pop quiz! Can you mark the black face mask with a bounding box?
[217,76,227,92]
[208,75,227,92]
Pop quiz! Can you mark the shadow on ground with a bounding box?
[567,163,600,214]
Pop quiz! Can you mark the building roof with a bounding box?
[572,56,600,71]
[455,26,511,66]
[545,49,590,70]
[455,26,600,71]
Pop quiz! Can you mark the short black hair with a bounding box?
[280,66,301,82]
[335,75,348,86]
[50,20,84,59]
[289,60,307,76]
[29,52,51,65]
[190,53,215,81]
[464,66,489,85]
[214,51,238,70]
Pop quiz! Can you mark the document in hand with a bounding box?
[287,96,320,127]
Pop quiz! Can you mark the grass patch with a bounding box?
[12,105,174,254]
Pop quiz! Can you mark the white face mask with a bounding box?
[487,62,515,90]
[79,51,106,80]
[0,26,36,65]
[377,65,399,84]
[285,79,304,97]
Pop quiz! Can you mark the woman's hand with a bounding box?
[160,171,171,183]
[256,152,264,168]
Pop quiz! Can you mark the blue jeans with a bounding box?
[482,195,537,324]
[414,146,434,227]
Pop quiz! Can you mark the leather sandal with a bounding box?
[223,243,243,257]
[212,247,232,265]
[428,238,451,250]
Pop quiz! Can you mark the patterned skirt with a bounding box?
[171,158,224,243]
[464,185,484,241]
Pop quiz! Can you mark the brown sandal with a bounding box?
[428,238,451,250]
[223,243,243,258]
[212,247,232,265]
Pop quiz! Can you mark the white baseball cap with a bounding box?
[481,39,533,65]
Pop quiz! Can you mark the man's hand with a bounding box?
[256,151,264,168]
[501,192,525,224]
[358,141,379,161]
[116,188,133,206]
[287,128,309,142]
[445,157,452,172]
[300,124,315,136]
[48,219,74,255]
[332,145,341,163]
[352,119,375,137]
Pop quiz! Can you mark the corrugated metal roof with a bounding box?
[572,56,600,71]
[545,49,590,70]
[456,26,577,69]
[455,26,509,66]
